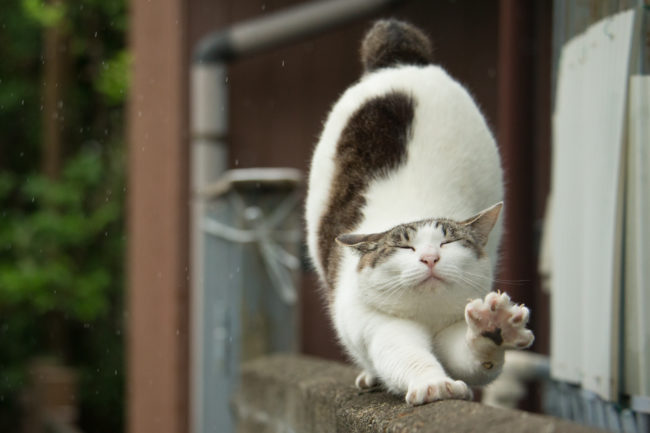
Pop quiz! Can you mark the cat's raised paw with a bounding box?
[405,378,472,405]
[355,370,378,389]
[465,291,534,350]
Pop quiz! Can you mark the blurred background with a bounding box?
[0,0,647,432]
[0,1,126,432]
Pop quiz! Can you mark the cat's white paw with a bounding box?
[405,377,472,405]
[465,291,534,350]
[355,370,378,389]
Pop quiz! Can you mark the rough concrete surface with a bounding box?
[233,354,605,433]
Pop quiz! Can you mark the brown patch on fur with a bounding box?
[361,19,433,73]
[317,92,415,292]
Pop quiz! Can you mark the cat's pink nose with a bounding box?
[420,253,440,268]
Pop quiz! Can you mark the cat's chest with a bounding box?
[369,288,465,332]
[416,300,465,334]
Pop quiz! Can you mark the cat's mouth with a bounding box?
[420,270,445,285]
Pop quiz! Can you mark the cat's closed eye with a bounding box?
[440,240,457,246]
[398,245,415,251]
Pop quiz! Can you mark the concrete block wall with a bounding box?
[233,354,605,433]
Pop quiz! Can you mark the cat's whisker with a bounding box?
[438,265,487,295]
[371,272,418,294]
[446,270,487,291]
[443,265,531,288]
[370,268,436,300]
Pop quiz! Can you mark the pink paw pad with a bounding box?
[465,291,534,350]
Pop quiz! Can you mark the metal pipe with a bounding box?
[189,62,228,433]
[194,0,403,63]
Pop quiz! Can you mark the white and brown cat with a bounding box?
[305,19,534,405]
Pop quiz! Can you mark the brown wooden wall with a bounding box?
[128,1,551,432]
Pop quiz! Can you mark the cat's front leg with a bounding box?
[367,319,472,405]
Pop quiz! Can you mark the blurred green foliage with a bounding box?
[22,0,66,27]
[0,0,128,432]
[0,149,122,321]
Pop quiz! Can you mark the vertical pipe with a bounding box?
[497,1,536,319]
[532,0,553,357]
[190,63,228,433]
[498,0,540,411]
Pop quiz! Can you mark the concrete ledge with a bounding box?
[233,354,605,433]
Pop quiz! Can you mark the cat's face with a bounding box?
[336,203,502,310]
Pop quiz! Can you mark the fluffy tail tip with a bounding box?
[360,19,433,73]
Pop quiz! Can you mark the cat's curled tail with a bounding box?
[360,19,434,73]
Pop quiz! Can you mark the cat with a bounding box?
[304,19,534,405]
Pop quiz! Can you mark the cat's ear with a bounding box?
[461,202,503,247]
[336,233,381,254]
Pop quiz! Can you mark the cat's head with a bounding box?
[336,203,502,308]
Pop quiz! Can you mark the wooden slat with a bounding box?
[127,1,189,432]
